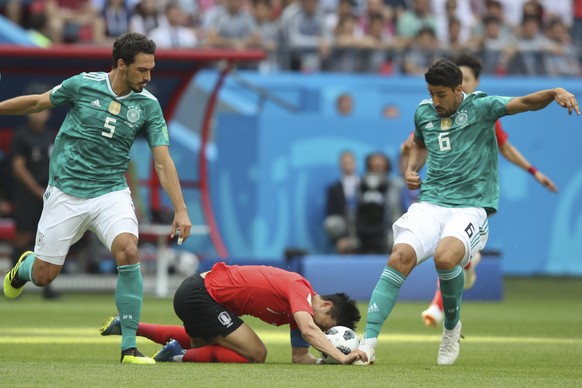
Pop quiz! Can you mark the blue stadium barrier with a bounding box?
[301,254,503,301]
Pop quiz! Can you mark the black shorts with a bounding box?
[173,273,243,342]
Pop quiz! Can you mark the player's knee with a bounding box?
[387,247,416,275]
[433,251,459,270]
[248,345,267,363]
[114,243,139,266]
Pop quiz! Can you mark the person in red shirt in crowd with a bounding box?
[100,262,368,365]
[399,53,558,328]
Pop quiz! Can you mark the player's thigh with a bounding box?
[213,322,267,362]
[88,188,138,251]
[440,207,488,267]
[35,186,89,265]
[392,202,446,265]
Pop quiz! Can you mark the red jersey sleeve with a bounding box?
[287,280,315,330]
[495,120,508,147]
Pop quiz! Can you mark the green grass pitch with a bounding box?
[1,277,581,387]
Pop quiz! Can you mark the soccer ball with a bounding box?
[320,326,360,364]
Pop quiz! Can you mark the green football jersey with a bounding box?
[414,91,513,215]
[49,72,169,198]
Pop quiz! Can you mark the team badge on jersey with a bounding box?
[127,108,140,123]
[109,101,121,115]
[440,118,452,130]
[455,112,468,127]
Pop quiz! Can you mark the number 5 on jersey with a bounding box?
[102,116,116,138]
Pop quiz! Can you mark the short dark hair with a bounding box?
[453,53,482,79]
[425,59,463,90]
[321,293,361,330]
[112,32,156,69]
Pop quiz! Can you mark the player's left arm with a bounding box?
[506,88,580,116]
[151,145,192,242]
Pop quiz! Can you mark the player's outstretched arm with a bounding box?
[506,88,580,116]
[498,141,558,192]
[0,90,53,115]
[293,311,367,365]
[151,146,192,242]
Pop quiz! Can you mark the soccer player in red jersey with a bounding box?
[402,54,558,328]
[100,262,368,365]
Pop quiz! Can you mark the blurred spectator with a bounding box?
[521,0,544,25]
[44,0,104,43]
[573,0,582,53]
[335,92,353,116]
[396,0,437,41]
[539,0,572,27]
[150,2,198,48]
[512,15,549,75]
[253,0,279,71]
[497,0,528,30]
[401,26,440,75]
[99,0,132,41]
[0,0,23,24]
[129,0,163,35]
[543,17,580,76]
[205,0,260,50]
[478,15,517,75]
[355,152,403,253]
[324,150,360,254]
[11,111,59,299]
[434,0,472,48]
[325,0,357,35]
[332,15,366,72]
[282,0,331,71]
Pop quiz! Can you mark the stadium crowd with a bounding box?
[1,0,580,75]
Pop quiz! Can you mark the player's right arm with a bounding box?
[405,138,427,190]
[293,311,367,365]
[0,90,53,115]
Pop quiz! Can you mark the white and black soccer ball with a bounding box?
[320,326,360,364]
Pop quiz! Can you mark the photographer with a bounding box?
[356,152,404,254]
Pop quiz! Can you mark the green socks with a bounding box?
[438,265,464,330]
[116,263,143,351]
[16,252,36,284]
[364,266,406,339]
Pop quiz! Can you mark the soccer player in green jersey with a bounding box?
[0,32,193,364]
[354,59,579,366]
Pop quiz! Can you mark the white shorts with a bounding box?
[393,202,489,268]
[34,186,138,265]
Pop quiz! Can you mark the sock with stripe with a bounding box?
[137,323,192,349]
[116,263,143,351]
[437,265,464,330]
[364,266,406,339]
[182,345,248,363]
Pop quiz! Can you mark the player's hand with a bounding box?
[171,209,192,245]
[340,349,368,365]
[534,171,558,193]
[554,88,580,115]
[405,170,422,190]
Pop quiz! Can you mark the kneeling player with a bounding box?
[100,262,368,364]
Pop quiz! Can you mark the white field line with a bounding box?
[1,329,581,345]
